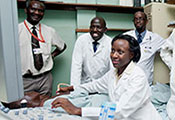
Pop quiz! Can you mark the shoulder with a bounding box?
[77,33,91,42]
[123,30,136,38]
[146,30,165,45]
[128,64,148,85]
[41,23,56,33]
[18,22,25,33]
[127,63,147,80]
[103,34,112,41]
[102,34,112,48]
[18,22,25,29]
[124,30,135,35]
[73,33,91,48]
[133,65,145,75]
[18,22,24,26]
[78,33,90,38]
[146,30,162,39]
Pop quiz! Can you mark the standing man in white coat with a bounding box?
[51,34,162,120]
[69,17,112,89]
[44,17,111,108]
[124,11,165,85]
[61,17,112,106]
[160,29,175,120]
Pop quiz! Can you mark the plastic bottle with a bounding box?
[98,102,116,120]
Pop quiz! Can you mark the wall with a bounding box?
[144,3,171,84]
[18,8,134,95]
[97,12,134,38]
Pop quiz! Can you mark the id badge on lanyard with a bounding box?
[33,48,43,54]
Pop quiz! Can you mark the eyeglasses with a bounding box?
[133,17,145,21]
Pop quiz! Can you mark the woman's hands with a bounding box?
[54,85,81,115]
[51,98,81,116]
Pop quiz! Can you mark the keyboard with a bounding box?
[0,102,82,120]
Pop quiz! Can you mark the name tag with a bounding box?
[33,48,43,54]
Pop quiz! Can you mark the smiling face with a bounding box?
[25,1,45,25]
[133,11,148,33]
[90,18,107,41]
[110,39,134,74]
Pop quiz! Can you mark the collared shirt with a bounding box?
[124,29,165,85]
[135,30,146,42]
[18,20,65,75]
[70,33,112,86]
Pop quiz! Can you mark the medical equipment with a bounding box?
[0,102,81,120]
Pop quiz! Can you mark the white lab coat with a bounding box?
[160,29,175,120]
[71,33,112,86]
[124,30,164,85]
[80,62,162,120]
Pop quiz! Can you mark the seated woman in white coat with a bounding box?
[51,34,162,120]
[160,29,175,120]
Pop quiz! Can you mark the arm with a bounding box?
[51,43,67,58]
[51,71,110,116]
[115,69,150,119]
[51,28,66,58]
[70,38,83,86]
[154,34,165,52]
[160,29,175,69]
[79,70,110,94]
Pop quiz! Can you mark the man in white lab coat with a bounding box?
[160,29,175,120]
[54,17,112,107]
[60,17,111,92]
[70,17,112,87]
[124,11,165,85]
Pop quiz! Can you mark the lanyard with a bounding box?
[24,20,45,43]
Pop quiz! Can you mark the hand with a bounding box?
[51,98,81,116]
[51,54,55,59]
[56,86,74,95]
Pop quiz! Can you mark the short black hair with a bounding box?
[26,0,45,10]
[111,34,141,63]
[134,11,147,21]
[90,17,106,28]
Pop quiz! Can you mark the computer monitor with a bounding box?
[0,0,24,102]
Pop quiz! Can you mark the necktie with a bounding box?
[137,34,142,44]
[92,41,99,53]
[31,26,43,71]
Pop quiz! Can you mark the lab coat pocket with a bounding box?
[143,45,152,53]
